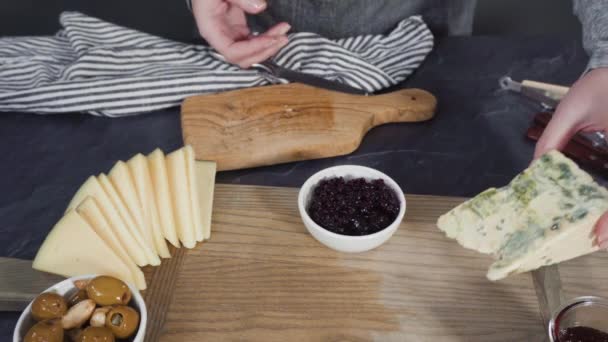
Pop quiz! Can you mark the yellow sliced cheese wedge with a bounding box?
[166,148,196,248]
[97,174,159,266]
[184,146,204,242]
[76,197,147,290]
[109,161,160,265]
[33,210,136,287]
[194,160,216,240]
[66,176,151,267]
[128,153,171,258]
[148,149,180,248]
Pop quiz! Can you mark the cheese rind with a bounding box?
[97,174,158,266]
[33,210,136,287]
[437,151,608,280]
[195,160,217,240]
[185,146,205,242]
[128,153,171,258]
[148,149,180,247]
[76,198,147,290]
[109,161,160,265]
[166,149,196,248]
[66,176,150,267]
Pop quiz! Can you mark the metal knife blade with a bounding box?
[0,257,64,311]
[255,60,369,95]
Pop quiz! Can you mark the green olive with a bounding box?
[31,293,68,322]
[105,306,139,339]
[68,289,88,308]
[86,276,131,306]
[79,326,115,342]
[24,319,64,342]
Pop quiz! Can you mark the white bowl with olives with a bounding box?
[13,274,147,342]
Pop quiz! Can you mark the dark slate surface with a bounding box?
[0,35,592,339]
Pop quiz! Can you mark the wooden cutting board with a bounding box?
[142,184,608,342]
[181,83,436,171]
[6,185,608,341]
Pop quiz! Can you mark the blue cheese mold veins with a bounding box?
[436,150,608,280]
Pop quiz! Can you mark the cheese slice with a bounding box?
[195,160,217,240]
[184,146,204,242]
[109,161,160,264]
[97,174,159,266]
[66,176,150,267]
[33,210,136,287]
[437,151,608,280]
[76,197,147,290]
[166,148,196,248]
[147,149,180,247]
[128,153,171,258]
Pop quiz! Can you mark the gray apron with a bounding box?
[249,0,477,38]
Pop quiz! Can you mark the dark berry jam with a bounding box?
[307,177,400,236]
[560,327,608,342]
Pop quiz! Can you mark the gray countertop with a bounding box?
[0,35,594,339]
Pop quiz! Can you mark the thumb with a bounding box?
[533,108,579,160]
[595,211,608,250]
[227,0,267,14]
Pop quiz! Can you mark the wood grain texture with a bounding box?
[142,245,187,342]
[181,83,436,171]
[154,184,608,342]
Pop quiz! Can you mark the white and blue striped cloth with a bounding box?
[0,12,433,117]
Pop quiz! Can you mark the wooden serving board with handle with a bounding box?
[181,83,436,171]
[5,185,608,341]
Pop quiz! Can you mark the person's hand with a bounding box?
[192,0,290,68]
[533,67,608,248]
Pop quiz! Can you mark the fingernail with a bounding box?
[249,0,266,10]
[599,239,608,250]
[278,24,291,35]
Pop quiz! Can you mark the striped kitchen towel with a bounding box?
[0,12,433,117]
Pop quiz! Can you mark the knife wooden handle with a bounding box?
[522,80,569,99]
[0,257,64,311]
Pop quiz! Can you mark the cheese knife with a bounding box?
[253,60,370,95]
[499,76,608,152]
[207,50,370,95]
[0,257,64,311]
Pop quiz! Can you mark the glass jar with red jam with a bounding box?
[549,296,608,342]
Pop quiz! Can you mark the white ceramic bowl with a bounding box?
[13,274,147,342]
[298,165,406,253]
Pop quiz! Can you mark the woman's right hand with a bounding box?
[191,0,290,68]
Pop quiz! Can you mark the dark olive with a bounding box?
[24,319,64,342]
[68,289,89,308]
[66,328,83,342]
[79,326,115,342]
[86,276,131,306]
[31,293,68,322]
[105,306,139,339]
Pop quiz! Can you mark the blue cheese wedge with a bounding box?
[437,150,608,280]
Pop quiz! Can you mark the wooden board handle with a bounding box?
[362,88,437,126]
[181,83,436,171]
